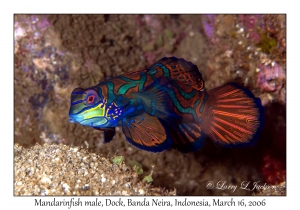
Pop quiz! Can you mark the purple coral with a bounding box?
[238,15,262,44]
[202,14,215,42]
[144,15,163,33]
[144,52,156,64]
[256,62,285,92]
[15,15,51,41]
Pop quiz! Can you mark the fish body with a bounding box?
[69,57,264,152]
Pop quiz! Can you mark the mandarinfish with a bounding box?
[69,57,264,153]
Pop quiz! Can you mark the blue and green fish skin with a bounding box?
[69,57,264,153]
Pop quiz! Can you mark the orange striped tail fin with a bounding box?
[202,83,264,147]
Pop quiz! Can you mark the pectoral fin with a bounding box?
[93,127,116,143]
[122,112,172,152]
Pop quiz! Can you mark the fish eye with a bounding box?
[87,95,95,104]
[84,89,100,105]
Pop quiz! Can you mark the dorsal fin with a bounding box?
[123,67,147,76]
[146,57,205,90]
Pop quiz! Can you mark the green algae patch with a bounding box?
[128,160,144,175]
[143,174,153,183]
[112,156,124,165]
[256,33,277,53]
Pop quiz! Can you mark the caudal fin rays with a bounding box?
[202,83,264,147]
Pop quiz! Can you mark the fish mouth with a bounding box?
[69,114,83,123]
[69,116,75,123]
